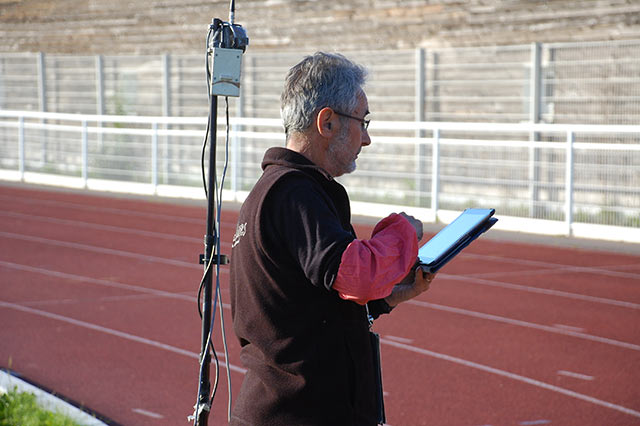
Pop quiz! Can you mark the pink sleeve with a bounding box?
[332,213,419,305]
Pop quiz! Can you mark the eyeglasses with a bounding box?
[332,110,370,130]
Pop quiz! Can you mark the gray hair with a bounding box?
[280,52,368,137]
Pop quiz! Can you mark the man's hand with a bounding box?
[384,265,436,307]
[414,266,435,295]
[398,212,423,241]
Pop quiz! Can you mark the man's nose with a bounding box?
[362,130,371,146]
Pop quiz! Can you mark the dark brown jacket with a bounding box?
[230,147,389,425]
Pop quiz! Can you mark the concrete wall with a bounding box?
[1,0,639,54]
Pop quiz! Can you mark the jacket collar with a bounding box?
[261,147,334,181]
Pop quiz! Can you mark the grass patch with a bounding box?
[0,387,83,426]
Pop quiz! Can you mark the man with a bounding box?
[229,52,435,426]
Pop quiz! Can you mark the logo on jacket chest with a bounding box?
[232,222,247,248]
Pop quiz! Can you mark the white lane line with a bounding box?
[462,253,640,280]
[554,324,586,333]
[0,231,206,269]
[0,260,230,310]
[21,292,232,311]
[0,231,233,267]
[519,421,551,425]
[132,408,164,419]
[439,273,640,310]
[4,228,634,311]
[3,193,638,277]
[22,293,175,306]
[470,263,640,281]
[1,260,632,351]
[0,299,246,374]
[384,335,414,344]
[0,210,200,243]
[380,338,640,419]
[0,260,196,300]
[408,300,640,351]
[0,194,205,225]
[3,192,638,276]
[557,370,595,381]
[0,194,239,232]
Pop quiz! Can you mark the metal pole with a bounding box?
[196,93,218,426]
[96,55,105,149]
[37,52,47,166]
[18,116,25,180]
[565,130,574,236]
[152,122,158,192]
[431,128,440,222]
[415,48,427,206]
[96,55,105,115]
[232,80,244,195]
[195,11,247,423]
[528,42,541,219]
[81,120,88,187]
[163,54,171,184]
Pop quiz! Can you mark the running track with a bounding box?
[1,184,639,426]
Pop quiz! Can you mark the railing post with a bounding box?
[152,122,158,192]
[37,52,47,166]
[81,120,88,187]
[415,48,427,206]
[163,54,171,184]
[415,48,426,126]
[232,96,243,196]
[95,55,105,149]
[529,42,542,219]
[37,52,47,113]
[529,42,542,126]
[96,55,105,115]
[163,54,171,117]
[565,130,574,236]
[18,116,25,180]
[431,128,440,221]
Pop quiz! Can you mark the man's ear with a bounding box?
[316,107,336,138]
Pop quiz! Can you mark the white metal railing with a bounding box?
[1,110,639,243]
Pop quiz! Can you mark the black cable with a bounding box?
[194,98,232,424]
[197,31,213,318]
[212,96,233,421]
[210,341,220,400]
[201,26,214,199]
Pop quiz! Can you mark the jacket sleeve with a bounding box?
[332,213,419,305]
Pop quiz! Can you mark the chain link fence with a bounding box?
[2,40,640,124]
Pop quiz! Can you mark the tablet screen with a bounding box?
[418,209,494,265]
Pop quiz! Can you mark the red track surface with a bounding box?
[1,184,639,426]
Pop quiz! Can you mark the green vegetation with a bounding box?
[0,387,83,426]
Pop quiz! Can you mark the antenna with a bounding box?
[190,1,248,425]
[229,0,235,24]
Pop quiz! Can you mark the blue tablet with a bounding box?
[418,208,497,273]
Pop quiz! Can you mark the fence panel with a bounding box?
[422,44,532,122]
[45,55,98,114]
[544,40,640,125]
[102,55,165,116]
[0,53,39,111]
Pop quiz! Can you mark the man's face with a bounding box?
[327,94,371,177]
